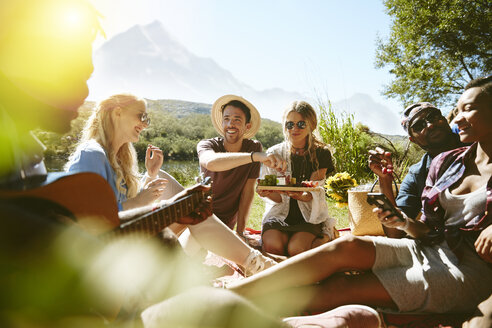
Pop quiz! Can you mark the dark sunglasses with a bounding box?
[410,110,443,133]
[285,121,307,130]
[139,112,151,125]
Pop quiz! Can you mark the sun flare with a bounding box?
[62,7,84,27]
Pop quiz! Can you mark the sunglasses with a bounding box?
[410,110,443,133]
[285,121,307,130]
[139,112,151,125]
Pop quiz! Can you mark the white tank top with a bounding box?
[439,184,487,226]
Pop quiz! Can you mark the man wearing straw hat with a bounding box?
[197,95,286,236]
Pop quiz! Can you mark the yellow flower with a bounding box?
[335,202,348,208]
[325,172,357,205]
[328,193,343,201]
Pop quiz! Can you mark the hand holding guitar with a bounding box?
[167,182,213,225]
[117,177,213,236]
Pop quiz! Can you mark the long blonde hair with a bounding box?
[283,101,326,174]
[67,94,145,198]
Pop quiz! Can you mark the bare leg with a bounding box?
[228,235,377,298]
[158,172,276,272]
[142,286,286,328]
[311,234,332,249]
[177,214,275,275]
[186,215,252,265]
[287,231,316,257]
[250,272,395,317]
[307,271,396,312]
[262,229,289,255]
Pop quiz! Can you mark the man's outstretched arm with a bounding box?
[199,150,287,172]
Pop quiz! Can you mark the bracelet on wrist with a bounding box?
[250,151,256,163]
[396,218,410,231]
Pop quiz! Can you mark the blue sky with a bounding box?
[89,0,404,132]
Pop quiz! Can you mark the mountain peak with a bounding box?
[88,22,303,121]
[140,20,176,44]
[147,19,164,28]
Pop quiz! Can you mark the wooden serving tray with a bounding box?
[257,185,322,192]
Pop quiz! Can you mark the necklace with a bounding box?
[291,145,306,155]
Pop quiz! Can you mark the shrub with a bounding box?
[318,101,373,183]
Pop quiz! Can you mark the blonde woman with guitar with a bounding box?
[66,93,276,276]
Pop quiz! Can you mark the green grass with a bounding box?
[247,193,266,230]
[155,161,351,232]
[326,198,350,230]
[246,193,350,231]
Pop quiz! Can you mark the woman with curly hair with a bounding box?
[258,101,336,256]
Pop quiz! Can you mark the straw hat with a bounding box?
[211,95,261,139]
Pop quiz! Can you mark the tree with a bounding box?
[255,120,283,150]
[375,0,492,109]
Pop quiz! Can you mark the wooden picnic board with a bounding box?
[256,186,322,192]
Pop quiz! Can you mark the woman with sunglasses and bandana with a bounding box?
[65,93,276,276]
[257,101,336,257]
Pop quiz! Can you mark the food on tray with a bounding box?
[257,174,295,186]
[257,175,278,186]
[277,175,287,185]
[257,175,318,188]
[300,180,319,188]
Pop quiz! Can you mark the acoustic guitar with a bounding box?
[0,172,211,238]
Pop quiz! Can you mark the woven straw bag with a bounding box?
[347,180,399,236]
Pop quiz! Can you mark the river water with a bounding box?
[45,157,200,187]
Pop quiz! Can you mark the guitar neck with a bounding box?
[101,191,204,241]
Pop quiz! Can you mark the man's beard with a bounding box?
[421,128,455,153]
[224,131,243,144]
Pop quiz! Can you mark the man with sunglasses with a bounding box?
[195,95,286,237]
[369,102,463,237]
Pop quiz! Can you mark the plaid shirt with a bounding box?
[420,143,491,255]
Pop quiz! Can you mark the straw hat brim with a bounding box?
[211,95,261,139]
